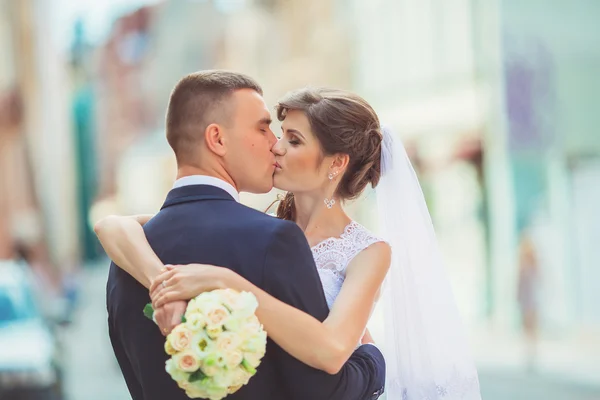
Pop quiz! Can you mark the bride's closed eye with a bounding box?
[284,132,301,146]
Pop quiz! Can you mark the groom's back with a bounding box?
[107,185,304,399]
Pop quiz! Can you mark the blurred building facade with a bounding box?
[350,0,490,324]
[500,0,600,336]
[0,0,80,290]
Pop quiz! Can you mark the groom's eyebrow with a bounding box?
[258,117,272,125]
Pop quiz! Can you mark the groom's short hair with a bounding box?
[166,70,263,163]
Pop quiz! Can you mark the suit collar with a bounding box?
[172,175,239,202]
[161,184,236,210]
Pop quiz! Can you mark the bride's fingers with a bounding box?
[150,269,177,293]
[155,291,183,308]
[152,287,174,308]
[152,290,168,309]
[151,287,164,306]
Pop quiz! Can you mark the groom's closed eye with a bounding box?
[258,117,273,133]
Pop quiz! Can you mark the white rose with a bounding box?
[186,298,202,315]
[230,366,251,387]
[243,351,264,369]
[223,316,242,332]
[186,312,207,332]
[164,339,177,356]
[165,358,191,383]
[223,350,244,369]
[242,332,267,353]
[210,370,233,388]
[200,352,222,377]
[239,317,262,336]
[185,384,209,399]
[214,288,240,309]
[228,383,244,395]
[194,292,220,310]
[205,385,229,400]
[205,324,223,339]
[231,292,258,318]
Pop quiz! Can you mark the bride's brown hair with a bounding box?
[275,88,383,221]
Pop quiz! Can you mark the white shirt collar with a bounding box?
[172,175,240,202]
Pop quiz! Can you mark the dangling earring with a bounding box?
[324,171,338,209]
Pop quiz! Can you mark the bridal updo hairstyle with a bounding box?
[276,88,383,221]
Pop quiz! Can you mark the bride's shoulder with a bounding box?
[346,230,391,274]
[348,221,388,248]
[350,222,391,258]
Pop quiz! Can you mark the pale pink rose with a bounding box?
[216,332,239,352]
[206,305,229,326]
[175,351,200,373]
[169,325,192,352]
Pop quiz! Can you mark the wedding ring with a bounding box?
[162,280,167,289]
[163,328,168,333]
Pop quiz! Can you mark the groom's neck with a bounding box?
[176,165,238,192]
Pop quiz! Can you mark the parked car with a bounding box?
[0,260,63,400]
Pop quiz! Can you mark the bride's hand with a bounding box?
[149,264,231,308]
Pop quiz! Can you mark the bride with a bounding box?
[95,87,481,399]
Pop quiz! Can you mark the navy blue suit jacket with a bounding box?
[106,184,385,400]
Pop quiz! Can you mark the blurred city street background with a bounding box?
[0,0,599,399]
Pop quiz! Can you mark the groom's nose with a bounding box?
[267,130,278,147]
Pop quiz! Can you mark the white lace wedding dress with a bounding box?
[311,220,383,310]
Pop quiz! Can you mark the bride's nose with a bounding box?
[272,139,286,156]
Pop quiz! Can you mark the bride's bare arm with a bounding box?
[94,215,163,288]
[151,242,391,374]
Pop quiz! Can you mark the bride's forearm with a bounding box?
[224,272,353,374]
[94,215,163,288]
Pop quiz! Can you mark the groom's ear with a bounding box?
[204,123,227,156]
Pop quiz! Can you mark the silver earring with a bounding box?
[325,171,338,208]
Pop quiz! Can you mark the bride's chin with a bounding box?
[272,174,287,191]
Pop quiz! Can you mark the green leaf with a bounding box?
[181,315,187,323]
[143,303,154,321]
[189,369,207,383]
[241,359,256,375]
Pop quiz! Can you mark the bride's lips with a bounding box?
[274,162,282,170]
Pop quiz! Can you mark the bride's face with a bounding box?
[272,110,333,194]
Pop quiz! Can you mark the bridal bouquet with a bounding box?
[144,289,267,399]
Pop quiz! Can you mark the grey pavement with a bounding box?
[479,369,600,400]
[62,264,129,400]
[62,264,600,400]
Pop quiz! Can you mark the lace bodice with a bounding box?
[311,221,384,309]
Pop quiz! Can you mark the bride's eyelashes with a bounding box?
[286,132,302,146]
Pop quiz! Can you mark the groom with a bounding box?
[106,70,385,399]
